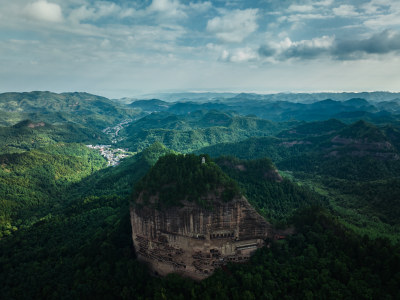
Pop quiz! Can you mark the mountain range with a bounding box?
[0,91,400,299]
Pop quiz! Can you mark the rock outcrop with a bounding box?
[130,193,271,279]
[130,154,272,279]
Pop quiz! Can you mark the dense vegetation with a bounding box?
[2,204,399,299]
[198,119,400,242]
[215,156,324,223]
[0,91,142,131]
[1,92,400,299]
[119,110,290,153]
[0,120,108,154]
[134,153,240,208]
[0,143,106,238]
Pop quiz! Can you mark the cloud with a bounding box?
[281,36,334,59]
[259,35,334,60]
[258,44,276,57]
[24,0,63,23]
[206,9,258,43]
[69,2,135,23]
[259,30,400,61]
[188,1,212,12]
[333,5,359,17]
[334,30,400,59]
[148,0,187,18]
[280,0,335,24]
[220,47,258,62]
[287,5,314,13]
[314,0,334,6]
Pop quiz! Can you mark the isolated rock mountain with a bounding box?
[130,154,271,279]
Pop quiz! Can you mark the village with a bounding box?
[86,144,131,167]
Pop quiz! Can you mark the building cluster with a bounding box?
[86,144,130,166]
[130,197,271,279]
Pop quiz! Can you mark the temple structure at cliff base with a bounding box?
[130,194,271,280]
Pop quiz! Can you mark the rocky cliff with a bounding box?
[130,154,271,279]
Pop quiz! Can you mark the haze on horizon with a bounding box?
[0,0,400,98]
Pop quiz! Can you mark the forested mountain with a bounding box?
[0,143,106,238]
[128,99,171,112]
[0,120,108,154]
[119,110,289,152]
[0,91,400,299]
[198,119,400,243]
[214,156,322,223]
[0,91,142,130]
[134,153,240,208]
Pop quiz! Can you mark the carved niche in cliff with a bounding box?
[130,194,271,280]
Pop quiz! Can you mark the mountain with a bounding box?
[0,120,108,154]
[131,153,271,279]
[214,156,322,222]
[197,119,400,242]
[277,119,346,139]
[168,102,230,114]
[0,141,399,299]
[199,119,400,173]
[119,110,286,153]
[0,143,106,237]
[275,120,400,180]
[225,91,400,103]
[128,99,171,112]
[139,92,237,102]
[0,91,141,130]
[127,94,400,123]
[342,98,371,107]
[376,99,400,113]
[1,90,400,299]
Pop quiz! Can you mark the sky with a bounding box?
[0,0,400,98]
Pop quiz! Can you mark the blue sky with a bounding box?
[0,0,400,98]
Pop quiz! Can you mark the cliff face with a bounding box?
[130,193,271,279]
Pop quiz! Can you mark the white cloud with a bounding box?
[69,2,133,23]
[362,1,400,29]
[24,0,63,23]
[188,1,212,12]
[281,13,330,23]
[281,0,335,24]
[287,5,314,13]
[220,47,258,62]
[260,35,335,60]
[314,0,334,6]
[148,0,187,18]
[119,8,136,19]
[333,5,359,17]
[207,9,258,43]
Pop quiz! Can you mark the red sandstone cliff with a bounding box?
[130,193,271,280]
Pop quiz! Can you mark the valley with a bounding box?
[102,118,134,143]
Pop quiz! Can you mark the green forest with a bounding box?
[0,91,400,299]
[134,153,240,208]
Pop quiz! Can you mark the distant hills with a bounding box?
[126,91,400,103]
[228,91,400,103]
[2,91,400,131]
[128,95,400,123]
